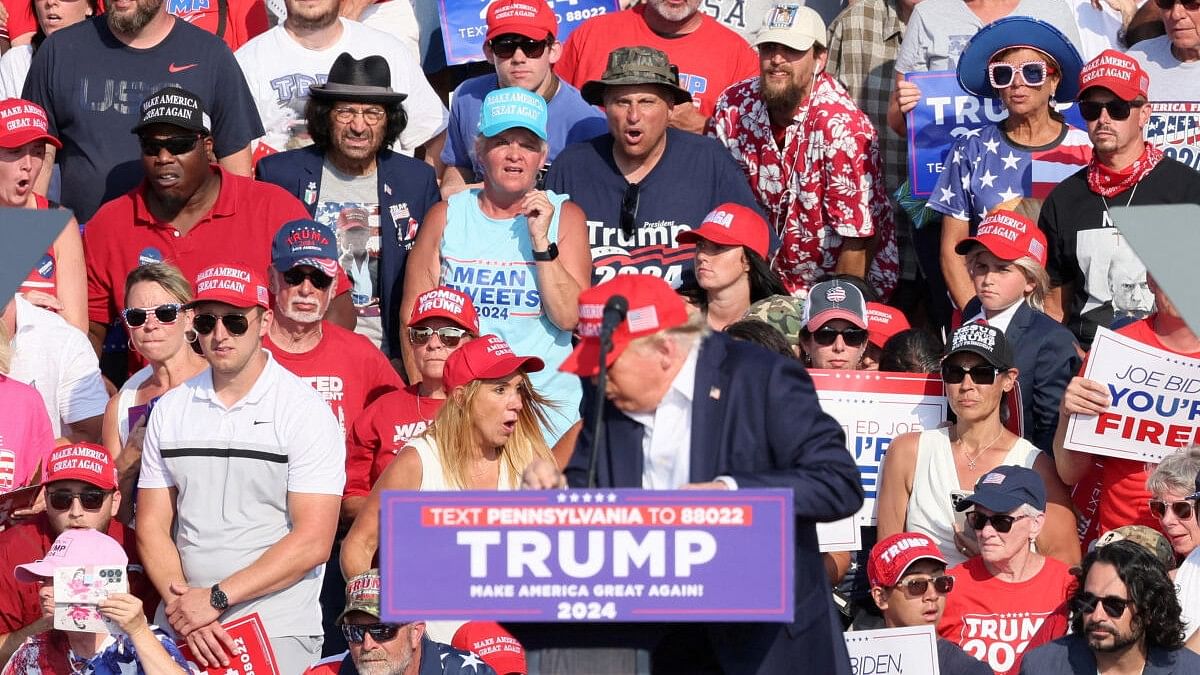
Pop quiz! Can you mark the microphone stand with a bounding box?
[586,329,613,489]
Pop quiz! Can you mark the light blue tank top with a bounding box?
[440,189,581,443]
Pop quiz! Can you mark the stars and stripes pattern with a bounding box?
[929,124,1093,224]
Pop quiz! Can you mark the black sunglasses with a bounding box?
[967,511,1028,533]
[811,327,869,347]
[409,326,469,347]
[193,313,251,336]
[941,363,1003,385]
[1073,592,1130,619]
[139,135,201,157]
[341,623,402,645]
[282,268,334,290]
[619,182,641,237]
[122,303,181,327]
[48,489,110,511]
[489,36,550,59]
[1155,0,1200,10]
[1078,99,1145,122]
[1149,498,1194,520]
[894,575,955,596]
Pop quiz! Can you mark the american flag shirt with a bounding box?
[929,123,1092,225]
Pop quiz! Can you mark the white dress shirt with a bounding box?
[965,298,1023,334]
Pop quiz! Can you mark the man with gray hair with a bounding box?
[522,274,862,673]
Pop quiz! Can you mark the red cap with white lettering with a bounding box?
[867,532,948,588]
[187,263,270,310]
[442,334,544,391]
[409,286,480,334]
[1078,49,1149,102]
[866,302,910,349]
[45,442,118,490]
[0,98,61,150]
[954,210,1047,267]
[675,203,770,259]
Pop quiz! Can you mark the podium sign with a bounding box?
[379,489,794,623]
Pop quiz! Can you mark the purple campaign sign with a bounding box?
[379,489,794,623]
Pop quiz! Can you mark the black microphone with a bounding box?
[587,294,629,488]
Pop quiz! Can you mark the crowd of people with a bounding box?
[2,0,1200,670]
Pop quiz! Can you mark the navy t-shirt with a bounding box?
[545,128,765,286]
[23,16,264,222]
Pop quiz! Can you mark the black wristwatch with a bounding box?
[210,583,229,611]
[532,243,559,261]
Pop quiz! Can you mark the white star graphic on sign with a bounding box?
[978,170,997,188]
[460,653,486,671]
[556,492,567,503]
[582,493,593,503]
[569,493,580,503]
[983,138,1000,154]
[1001,151,1021,170]
[608,493,618,502]
[938,187,955,204]
[997,186,1021,202]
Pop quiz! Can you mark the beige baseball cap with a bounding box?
[754,3,827,51]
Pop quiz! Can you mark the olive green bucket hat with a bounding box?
[581,46,693,106]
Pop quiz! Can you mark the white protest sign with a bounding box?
[811,371,949,525]
[844,625,940,675]
[818,516,862,552]
[1064,327,1200,462]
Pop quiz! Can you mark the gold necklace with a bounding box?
[959,428,1005,471]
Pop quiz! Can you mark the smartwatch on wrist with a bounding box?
[532,243,559,261]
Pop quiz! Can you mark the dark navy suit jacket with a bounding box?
[1020,634,1200,674]
[565,333,863,675]
[963,299,1081,453]
[255,146,440,359]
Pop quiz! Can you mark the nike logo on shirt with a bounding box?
[168,63,199,73]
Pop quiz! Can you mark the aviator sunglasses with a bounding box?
[1149,498,1195,520]
[893,575,955,596]
[282,268,334,290]
[987,61,1054,89]
[409,326,469,347]
[122,303,181,327]
[341,623,402,644]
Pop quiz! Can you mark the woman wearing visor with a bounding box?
[927,17,1092,311]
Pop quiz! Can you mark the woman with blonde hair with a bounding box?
[955,208,1080,454]
[340,334,554,638]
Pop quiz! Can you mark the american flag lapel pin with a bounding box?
[384,183,393,196]
[709,386,721,400]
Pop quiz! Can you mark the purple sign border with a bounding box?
[379,489,794,623]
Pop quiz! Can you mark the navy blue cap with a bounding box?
[957,465,1047,513]
[271,219,340,276]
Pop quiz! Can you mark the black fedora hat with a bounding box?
[308,53,408,104]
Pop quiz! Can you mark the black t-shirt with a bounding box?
[1039,157,1200,347]
[23,16,264,222]
[545,128,766,287]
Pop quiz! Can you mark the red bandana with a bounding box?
[1087,142,1164,198]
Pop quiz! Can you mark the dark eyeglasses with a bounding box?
[967,511,1029,533]
[1155,0,1200,10]
[1078,99,1146,122]
[341,623,402,645]
[1149,498,1194,520]
[193,313,251,336]
[409,326,469,347]
[941,364,1003,385]
[122,303,181,327]
[489,36,550,59]
[1072,592,1130,619]
[893,575,955,596]
[139,135,201,157]
[282,268,334,290]
[619,182,641,237]
[987,61,1054,89]
[810,327,869,347]
[48,489,110,511]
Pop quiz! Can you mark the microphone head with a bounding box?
[603,294,629,318]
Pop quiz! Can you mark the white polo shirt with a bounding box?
[140,351,345,638]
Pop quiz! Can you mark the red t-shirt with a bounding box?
[0,517,156,633]
[166,0,268,51]
[84,166,347,326]
[1,0,35,41]
[264,322,401,438]
[343,384,444,498]
[938,556,1075,675]
[554,6,759,118]
[1071,317,1200,547]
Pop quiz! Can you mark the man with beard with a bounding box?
[544,46,762,287]
[234,0,447,161]
[21,0,262,223]
[1040,50,1200,348]
[85,87,355,373]
[553,0,757,132]
[1020,539,1200,673]
[256,53,440,358]
[709,3,899,301]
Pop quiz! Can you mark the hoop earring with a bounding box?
[185,329,198,343]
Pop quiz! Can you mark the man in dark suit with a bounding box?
[256,52,440,360]
[523,274,863,674]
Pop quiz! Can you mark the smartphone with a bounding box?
[950,490,976,545]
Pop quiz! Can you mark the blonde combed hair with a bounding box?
[426,371,556,489]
